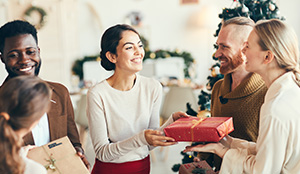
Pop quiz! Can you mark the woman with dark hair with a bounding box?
[87,24,188,174]
[0,76,51,174]
[184,19,300,173]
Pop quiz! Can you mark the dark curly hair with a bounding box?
[100,24,139,71]
[0,20,38,53]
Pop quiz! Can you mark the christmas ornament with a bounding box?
[242,4,249,13]
[197,110,211,118]
[269,3,276,11]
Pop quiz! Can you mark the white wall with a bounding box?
[0,0,299,89]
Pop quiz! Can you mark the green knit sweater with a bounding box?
[211,73,267,142]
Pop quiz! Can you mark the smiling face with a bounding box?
[243,30,267,74]
[0,34,41,78]
[215,24,247,75]
[110,30,144,74]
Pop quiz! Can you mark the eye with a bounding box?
[7,53,18,59]
[26,49,36,55]
[125,46,133,50]
[139,44,144,48]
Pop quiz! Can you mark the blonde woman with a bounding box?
[185,19,300,173]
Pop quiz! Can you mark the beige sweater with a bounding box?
[211,73,267,142]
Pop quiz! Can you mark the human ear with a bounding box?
[105,51,117,64]
[263,51,274,64]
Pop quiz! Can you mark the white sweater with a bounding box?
[87,74,170,163]
[220,72,300,174]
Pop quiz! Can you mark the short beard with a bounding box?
[220,50,244,75]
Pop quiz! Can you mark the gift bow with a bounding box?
[176,117,206,141]
[45,154,57,171]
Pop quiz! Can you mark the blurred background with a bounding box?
[1,0,298,91]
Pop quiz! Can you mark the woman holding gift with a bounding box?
[0,76,51,174]
[86,24,188,174]
[185,19,300,173]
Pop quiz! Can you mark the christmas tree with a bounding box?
[174,0,285,172]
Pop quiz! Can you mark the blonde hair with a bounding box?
[255,19,300,85]
[0,76,51,174]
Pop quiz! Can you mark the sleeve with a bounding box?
[220,135,256,155]
[86,89,149,162]
[148,80,163,130]
[220,115,288,174]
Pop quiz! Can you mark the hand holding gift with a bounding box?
[74,146,90,170]
[184,142,229,158]
[164,116,234,142]
[145,111,189,146]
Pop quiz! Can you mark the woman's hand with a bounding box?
[22,145,37,155]
[172,111,189,121]
[144,129,177,147]
[184,142,229,158]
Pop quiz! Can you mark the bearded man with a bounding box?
[201,17,267,171]
[211,17,267,142]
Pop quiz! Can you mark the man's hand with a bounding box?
[144,129,177,147]
[75,146,90,170]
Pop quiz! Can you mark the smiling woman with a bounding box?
[85,24,188,174]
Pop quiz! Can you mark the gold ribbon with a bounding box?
[175,116,231,141]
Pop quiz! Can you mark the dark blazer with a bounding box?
[22,81,82,148]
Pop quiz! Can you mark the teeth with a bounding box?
[19,67,32,72]
[132,58,141,63]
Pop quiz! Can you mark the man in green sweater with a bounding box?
[208,17,268,170]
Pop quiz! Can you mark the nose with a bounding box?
[214,47,222,58]
[135,45,144,55]
[18,52,31,64]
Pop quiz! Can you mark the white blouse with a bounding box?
[220,72,300,174]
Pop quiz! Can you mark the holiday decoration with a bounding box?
[71,36,195,81]
[23,6,47,29]
[141,35,195,78]
[72,55,100,80]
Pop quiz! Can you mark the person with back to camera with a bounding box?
[0,20,90,169]
[86,24,188,174]
[0,75,51,174]
[185,19,300,173]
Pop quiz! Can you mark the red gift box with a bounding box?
[179,161,218,174]
[164,117,234,142]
